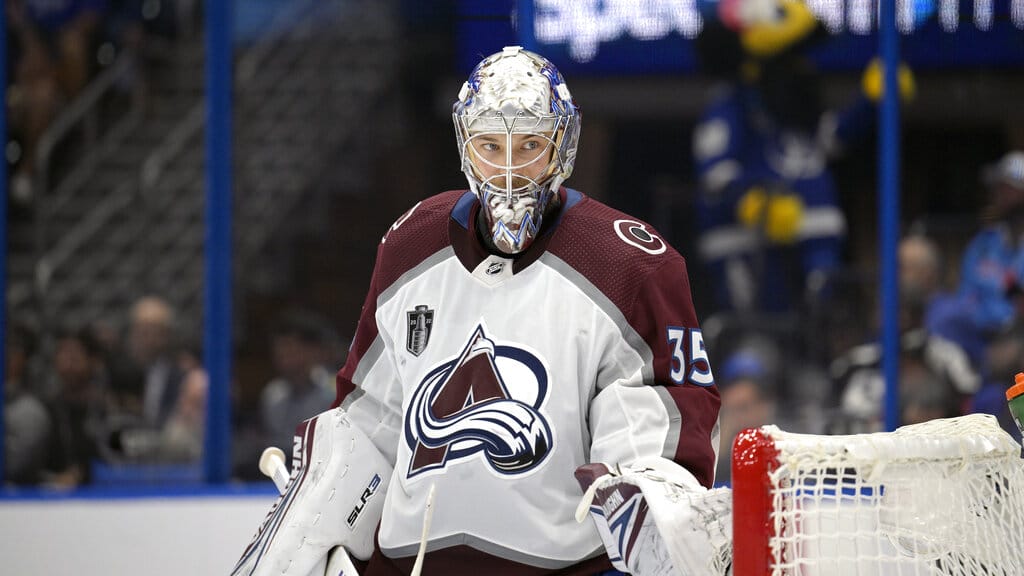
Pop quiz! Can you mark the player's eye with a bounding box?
[480,142,499,152]
[522,140,540,151]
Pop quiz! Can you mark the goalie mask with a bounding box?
[454,46,580,254]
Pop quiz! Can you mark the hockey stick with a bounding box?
[258,447,291,493]
[410,483,436,576]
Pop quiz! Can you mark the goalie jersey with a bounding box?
[334,188,721,575]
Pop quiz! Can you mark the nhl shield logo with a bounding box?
[407,305,434,356]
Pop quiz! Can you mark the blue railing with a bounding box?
[0,0,8,483]
[879,0,903,433]
[203,0,235,484]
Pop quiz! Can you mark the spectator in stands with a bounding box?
[900,234,945,305]
[715,347,779,486]
[260,310,335,454]
[45,326,110,487]
[4,320,52,485]
[23,0,104,93]
[898,234,984,367]
[944,151,1024,364]
[898,359,962,426]
[831,285,980,433]
[5,0,107,203]
[157,344,207,462]
[118,296,185,430]
[969,324,1024,443]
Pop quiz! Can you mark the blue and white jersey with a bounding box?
[957,225,1024,333]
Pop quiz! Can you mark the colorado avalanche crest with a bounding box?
[406,305,434,356]
[404,324,553,478]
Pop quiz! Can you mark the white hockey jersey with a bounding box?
[334,188,721,576]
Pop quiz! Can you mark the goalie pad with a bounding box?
[231,408,394,576]
[574,458,732,576]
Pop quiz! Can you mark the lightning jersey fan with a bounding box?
[334,187,721,575]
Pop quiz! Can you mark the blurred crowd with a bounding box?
[695,1,1024,484]
[5,0,185,205]
[4,0,1024,489]
[5,296,200,486]
[712,152,1024,483]
[3,0,352,488]
[4,295,344,487]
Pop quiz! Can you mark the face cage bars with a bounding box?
[454,110,576,203]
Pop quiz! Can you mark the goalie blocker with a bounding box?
[231,408,393,576]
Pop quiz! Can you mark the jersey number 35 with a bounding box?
[666,328,714,387]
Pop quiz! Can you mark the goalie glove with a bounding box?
[231,407,394,576]
[574,458,733,576]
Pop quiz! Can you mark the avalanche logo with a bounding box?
[404,324,553,478]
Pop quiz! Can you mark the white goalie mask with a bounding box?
[453,46,581,254]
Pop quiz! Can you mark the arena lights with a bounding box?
[533,0,1024,62]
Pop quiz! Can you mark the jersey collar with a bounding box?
[449,187,583,276]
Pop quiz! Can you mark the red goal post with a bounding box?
[731,414,1024,576]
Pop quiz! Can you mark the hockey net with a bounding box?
[731,414,1024,576]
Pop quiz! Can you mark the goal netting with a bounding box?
[731,414,1024,576]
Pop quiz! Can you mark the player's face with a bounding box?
[468,132,556,195]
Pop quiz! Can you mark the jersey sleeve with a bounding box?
[332,241,404,465]
[588,256,722,488]
[331,195,457,464]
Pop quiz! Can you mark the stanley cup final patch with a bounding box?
[407,305,434,356]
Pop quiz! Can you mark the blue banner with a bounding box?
[457,0,1024,74]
